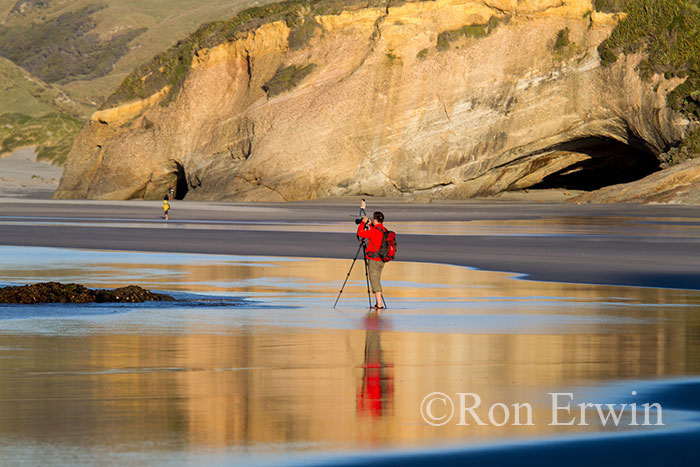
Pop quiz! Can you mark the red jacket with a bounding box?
[357,221,386,261]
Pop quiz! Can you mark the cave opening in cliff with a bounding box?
[529,137,661,191]
[174,162,188,200]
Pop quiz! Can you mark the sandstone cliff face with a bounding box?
[55,0,691,201]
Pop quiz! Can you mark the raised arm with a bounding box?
[357,218,371,238]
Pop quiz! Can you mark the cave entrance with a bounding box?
[529,137,660,191]
[174,162,188,200]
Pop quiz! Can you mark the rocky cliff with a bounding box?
[55,0,693,201]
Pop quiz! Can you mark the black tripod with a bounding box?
[333,240,372,309]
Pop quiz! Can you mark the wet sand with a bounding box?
[1,198,700,289]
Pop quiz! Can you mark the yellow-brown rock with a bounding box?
[55,0,691,201]
[89,86,170,126]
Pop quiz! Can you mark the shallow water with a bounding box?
[0,246,699,464]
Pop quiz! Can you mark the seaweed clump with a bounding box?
[0,282,174,304]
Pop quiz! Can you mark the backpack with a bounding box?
[377,226,397,262]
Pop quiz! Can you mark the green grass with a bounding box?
[0,113,83,164]
[0,5,147,84]
[487,15,505,31]
[0,56,88,166]
[105,0,435,107]
[437,25,486,51]
[593,0,627,12]
[0,57,61,117]
[554,28,571,51]
[436,16,504,52]
[553,27,577,59]
[262,63,317,97]
[0,76,88,117]
[287,7,323,51]
[596,0,700,158]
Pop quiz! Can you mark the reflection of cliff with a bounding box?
[357,313,394,418]
[0,311,698,448]
[1,257,700,448]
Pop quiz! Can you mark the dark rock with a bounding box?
[0,282,174,304]
[93,285,174,303]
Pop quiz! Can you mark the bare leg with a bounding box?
[375,291,383,310]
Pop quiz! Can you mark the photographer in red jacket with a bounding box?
[357,211,387,310]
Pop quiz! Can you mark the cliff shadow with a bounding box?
[530,136,660,191]
[174,161,188,200]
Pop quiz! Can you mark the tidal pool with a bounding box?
[0,246,699,465]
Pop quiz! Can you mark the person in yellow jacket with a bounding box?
[162,197,170,221]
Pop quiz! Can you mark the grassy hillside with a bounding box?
[0,57,87,116]
[0,0,267,163]
[0,56,88,164]
[0,0,269,107]
[0,112,82,163]
[0,4,147,84]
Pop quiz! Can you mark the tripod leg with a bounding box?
[362,243,372,308]
[333,242,364,308]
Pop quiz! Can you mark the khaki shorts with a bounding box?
[368,259,385,293]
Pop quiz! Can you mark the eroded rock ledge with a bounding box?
[0,282,174,304]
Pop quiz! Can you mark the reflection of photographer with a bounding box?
[357,312,394,417]
[357,212,387,310]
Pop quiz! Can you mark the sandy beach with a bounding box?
[1,197,700,289]
[0,148,62,198]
